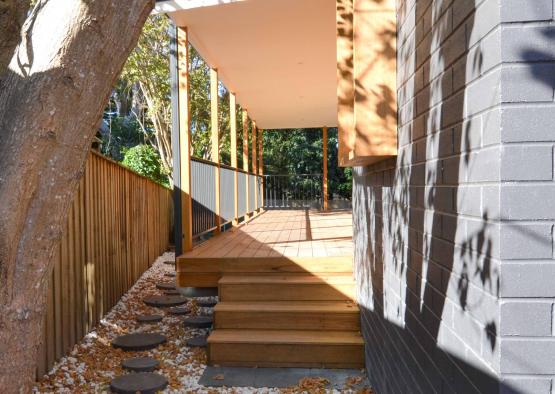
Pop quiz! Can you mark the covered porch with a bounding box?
[156,0,395,371]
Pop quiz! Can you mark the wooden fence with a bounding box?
[36,151,173,377]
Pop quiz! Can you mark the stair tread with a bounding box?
[215,301,359,313]
[219,274,354,285]
[208,329,364,345]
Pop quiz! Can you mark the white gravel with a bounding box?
[34,252,371,394]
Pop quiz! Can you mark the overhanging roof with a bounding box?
[154,0,338,129]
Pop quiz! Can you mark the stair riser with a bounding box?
[215,311,360,331]
[178,272,353,288]
[208,343,364,369]
[219,284,355,301]
[177,257,354,275]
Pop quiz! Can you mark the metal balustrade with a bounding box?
[263,174,324,210]
[191,157,263,238]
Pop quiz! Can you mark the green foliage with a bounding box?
[122,15,170,110]
[122,145,169,187]
[120,15,173,182]
[262,128,352,199]
[188,46,233,163]
[100,116,145,161]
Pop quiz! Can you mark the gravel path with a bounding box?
[33,252,372,393]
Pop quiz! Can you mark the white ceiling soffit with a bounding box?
[154,0,338,129]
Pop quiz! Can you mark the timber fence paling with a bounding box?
[36,151,173,379]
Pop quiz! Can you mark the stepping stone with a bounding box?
[183,316,213,329]
[110,372,168,393]
[136,314,163,323]
[143,295,188,308]
[164,272,176,278]
[112,333,166,351]
[156,282,176,291]
[186,335,208,348]
[167,306,191,316]
[122,357,160,372]
[164,290,181,296]
[196,299,217,308]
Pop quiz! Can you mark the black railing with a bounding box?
[263,174,323,209]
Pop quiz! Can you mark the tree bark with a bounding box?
[139,82,173,183]
[0,0,30,75]
[0,0,153,391]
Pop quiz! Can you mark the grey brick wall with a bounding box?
[353,0,555,392]
[498,0,555,391]
[355,0,496,392]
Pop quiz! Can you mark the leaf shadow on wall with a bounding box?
[350,1,517,393]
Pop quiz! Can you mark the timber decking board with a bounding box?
[218,275,356,302]
[219,285,355,302]
[208,329,364,346]
[178,256,353,273]
[208,330,364,368]
[176,257,354,288]
[178,210,353,260]
[214,301,360,331]
[214,301,358,313]
[218,274,354,284]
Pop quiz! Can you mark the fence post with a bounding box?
[230,92,238,226]
[177,26,194,252]
[323,126,328,211]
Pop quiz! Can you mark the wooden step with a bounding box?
[214,301,360,331]
[208,329,364,368]
[218,274,356,301]
[176,256,353,287]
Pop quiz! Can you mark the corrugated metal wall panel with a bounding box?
[220,167,235,223]
[191,159,216,235]
[248,174,255,212]
[238,172,247,217]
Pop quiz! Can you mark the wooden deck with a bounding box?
[180,209,353,259]
[176,209,363,369]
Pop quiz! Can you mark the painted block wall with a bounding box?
[353,0,555,392]
[353,0,502,392]
[497,0,555,391]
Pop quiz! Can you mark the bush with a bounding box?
[101,116,146,161]
[122,145,169,186]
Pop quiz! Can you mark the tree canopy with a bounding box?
[101,15,352,199]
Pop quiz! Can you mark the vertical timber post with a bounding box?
[323,126,328,211]
[169,24,182,255]
[252,121,258,214]
[230,93,238,226]
[211,68,221,233]
[176,26,193,252]
[242,109,250,217]
[258,128,264,210]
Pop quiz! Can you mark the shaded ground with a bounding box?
[33,252,372,393]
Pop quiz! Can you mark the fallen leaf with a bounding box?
[346,375,364,387]
[297,376,330,391]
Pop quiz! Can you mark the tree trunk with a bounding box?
[0,0,30,74]
[0,0,153,391]
[139,82,173,183]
